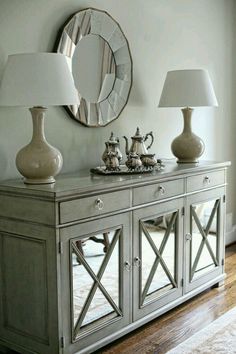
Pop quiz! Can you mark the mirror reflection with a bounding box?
[72,34,116,103]
[71,229,121,338]
[141,212,177,304]
[190,199,219,280]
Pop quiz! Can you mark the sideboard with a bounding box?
[0,160,230,354]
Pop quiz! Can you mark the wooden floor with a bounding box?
[97,243,236,354]
[2,244,236,354]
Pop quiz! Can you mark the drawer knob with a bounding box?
[124,261,131,271]
[158,185,166,195]
[95,198,104,210]
[134,256,141,267]
[204,176,211,184]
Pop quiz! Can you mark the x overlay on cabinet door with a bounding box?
[140,211,178,305]
[190,199,220,281]
[71,228,122,340]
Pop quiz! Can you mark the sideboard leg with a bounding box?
[213,279,225,288]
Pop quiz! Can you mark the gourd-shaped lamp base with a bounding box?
[16,107,63,184]
[171,107,205,163]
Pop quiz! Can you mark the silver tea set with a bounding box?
[102,128,157,171]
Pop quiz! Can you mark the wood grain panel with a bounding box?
[0,195,55,225]
[1,233,49,344]
[133,179,184,206]
[186,170,225,193]
[59,190,130,224]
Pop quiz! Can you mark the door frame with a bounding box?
[184,187,225,293]
[132,198,184,321]
[59,212,132,353]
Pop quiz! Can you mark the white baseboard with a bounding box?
[226,224,236,246]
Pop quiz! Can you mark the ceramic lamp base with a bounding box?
[171,107,205,164]
[23,176,56,185]
[16,107,63,184]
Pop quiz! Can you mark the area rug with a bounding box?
[167,307,236,354]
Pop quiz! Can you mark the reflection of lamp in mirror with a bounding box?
[0,53,79,184]
[158,69,218,163]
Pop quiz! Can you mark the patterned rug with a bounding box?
[167,307,236,354]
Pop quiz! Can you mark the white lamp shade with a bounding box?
[0,53,79,107]
[158,69,218,107]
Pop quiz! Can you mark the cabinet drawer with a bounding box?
[187,170,225,192]
[133,179,184,206]
[59,190,130,224]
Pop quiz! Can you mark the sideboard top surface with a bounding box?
[0,160,230,200]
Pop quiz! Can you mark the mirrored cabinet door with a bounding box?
[60,213,131,353]
[185,188,225,293]
[71,229,121,337]
[133,199,184,321]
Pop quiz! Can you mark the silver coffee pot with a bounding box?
[123,127,154,156]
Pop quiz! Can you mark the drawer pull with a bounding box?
[185,233,192,241]
[204,176,211,184]
[95,198,104,210]
[134,256,141,267]
[124,261,131,271]
[158,185,166,195]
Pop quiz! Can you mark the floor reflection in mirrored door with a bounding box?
[71,229,121,338]
[191,199,219,280]
[141,212,177,305]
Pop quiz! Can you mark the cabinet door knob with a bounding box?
[134,256,141,267]
[158,185,165,195]
[185,233,192,241]
[95,198,104,210]
[204,176,211,184]
[124,261,131,271]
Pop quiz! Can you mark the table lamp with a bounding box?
[158,69,218,163]
[0,53,79,184]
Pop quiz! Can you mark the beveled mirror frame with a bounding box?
[55,8,133,127]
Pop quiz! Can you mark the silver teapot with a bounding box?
[102,132,122,165]
[123,127,154,156]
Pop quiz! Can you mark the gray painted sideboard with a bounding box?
[0,160,230,354]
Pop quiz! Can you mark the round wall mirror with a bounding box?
[56,8,133,127]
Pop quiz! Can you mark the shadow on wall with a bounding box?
[0,47,12,180]
[128,75,146,106]
[0,144,10,180]
[0,45,7,80]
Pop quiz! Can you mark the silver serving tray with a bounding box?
[90,162,164,175]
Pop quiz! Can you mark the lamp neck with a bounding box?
[181,107,193,133]
[29,107,47,143]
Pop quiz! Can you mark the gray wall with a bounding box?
[0,0,235,227]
